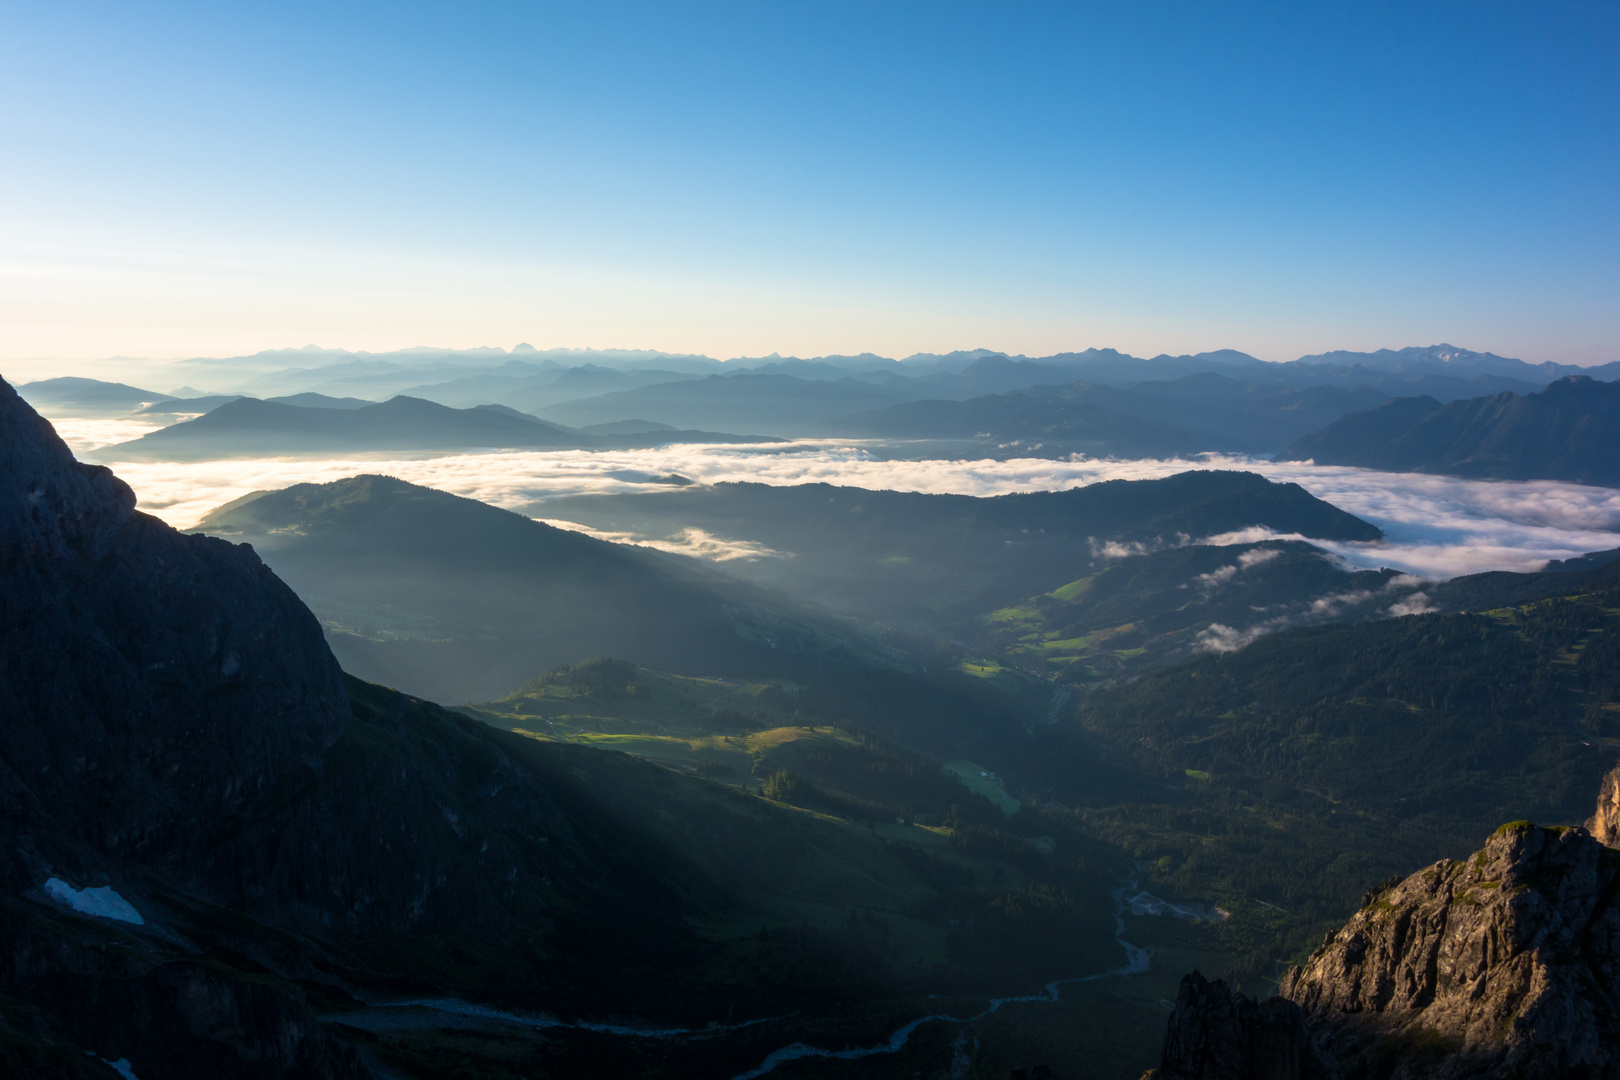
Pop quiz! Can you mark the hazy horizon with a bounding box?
[6,338,1611,389]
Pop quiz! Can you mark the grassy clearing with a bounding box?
[1049,576,1095,602]
[943,760,1021,817]
[509,723,864,791]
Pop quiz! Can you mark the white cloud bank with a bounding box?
[1191,545,1286,590]
[537,521,788,562]
[48,430,1620,582]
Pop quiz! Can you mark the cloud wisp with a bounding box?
[536,521,789,563]
[50,427,1620,581]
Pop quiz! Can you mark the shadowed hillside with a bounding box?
[840,375,1393,456]
[1033,558,1620,983]
[535,472,1382,628]
[194,475,894,702]
[533,371,927,433]
[1283,375,1620,485]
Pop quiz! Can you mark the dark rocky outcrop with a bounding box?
[1152,972,1332,1080]
[1147,821,1620,1079]
[1,377,350,889]
[1,376,371,1074]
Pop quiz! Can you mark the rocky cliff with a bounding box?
[1590,763,1620,847]
[0,377,370,1074]
[1147,819,1620,1078]
[0,376,349,887]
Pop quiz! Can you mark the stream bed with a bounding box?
[324,881,1156,1076]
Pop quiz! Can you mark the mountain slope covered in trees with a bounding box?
[1284,375,1620,485]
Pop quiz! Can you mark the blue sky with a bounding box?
[2,1,1616,366]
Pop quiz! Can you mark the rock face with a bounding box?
[1590,762,1620,846]
[1284,822,1620,1078]
[1149,822,1620,1079]
[0,377,366,1074]
[0,376,349,885]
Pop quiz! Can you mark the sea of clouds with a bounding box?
[54,420,1620,581]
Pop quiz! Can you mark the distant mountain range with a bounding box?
[96,395,779,461]
[398,363,701,412]
[1283,375,1620,486]
[837,374,1396,455]
[29,340,1604,407]
[22,343,1619,473]
[530,372,930,434]
[14,376,180,417]
[17,377,381,418]
[133,391,374,420]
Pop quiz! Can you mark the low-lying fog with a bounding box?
[56,419,1620,580]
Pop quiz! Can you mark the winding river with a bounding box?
[731,882,1152,1078]
[330,882,1154,1076]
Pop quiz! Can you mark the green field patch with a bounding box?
[1049,576,1095,602]
[1184,768,1211,781]
[987,605,1040,624]
[958,659,1007,678]
[1038,637,1090,652]
[943,760,1021,816]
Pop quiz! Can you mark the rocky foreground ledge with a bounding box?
[1147,820,1620,1079]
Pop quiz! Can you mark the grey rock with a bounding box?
[1589,762,1620,846]
[1281,822,1620,1079]
[1150,822,1620,1079]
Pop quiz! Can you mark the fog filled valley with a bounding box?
[6,340,1620,1079]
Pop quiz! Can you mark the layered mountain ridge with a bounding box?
[1283,374,1620,486]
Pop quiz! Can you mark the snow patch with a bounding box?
[44,878,145,925]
